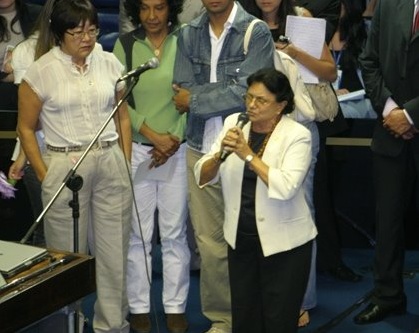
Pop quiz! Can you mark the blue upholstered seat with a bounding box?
[98,12,119,35]
[97,32,119,52]
[91,0,119,13]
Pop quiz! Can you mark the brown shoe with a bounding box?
[130,313,151,333]
[166,313,188,333]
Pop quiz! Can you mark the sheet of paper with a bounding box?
[285,15,326,83]
[134,156,177,184]
[338,89,366,102]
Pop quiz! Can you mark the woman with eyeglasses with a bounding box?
[17,0,132,332]
[194,68,317,333]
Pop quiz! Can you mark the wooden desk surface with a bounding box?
[0,250,95,333]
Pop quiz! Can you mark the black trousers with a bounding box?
[314,138,342,271]
[372,142,419,306]
[228,231,312,333]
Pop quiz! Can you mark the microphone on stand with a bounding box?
[117,57,159,82]
[220,112,249,162]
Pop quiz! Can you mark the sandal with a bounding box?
[298,309,310,327]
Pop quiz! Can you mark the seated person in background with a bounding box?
[329,0,376,119]
[194,68,317,333]
[0,0,40,109]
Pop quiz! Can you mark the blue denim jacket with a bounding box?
[173,3,274,150]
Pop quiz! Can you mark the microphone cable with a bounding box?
[312,290,373,333]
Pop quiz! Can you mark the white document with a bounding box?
[285,15,326,84]
[338,89,366,102]
[134,156,177,183]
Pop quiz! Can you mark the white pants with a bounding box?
[42,145,132,333]
[127,143,190,314]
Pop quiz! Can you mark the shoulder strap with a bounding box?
[119,32,136,109]
[119,32,135,73]
[243,19,263,55]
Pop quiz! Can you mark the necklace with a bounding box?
[248,116,281,158]
[148,35,168,57]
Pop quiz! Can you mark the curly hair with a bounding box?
[124,0,184,28]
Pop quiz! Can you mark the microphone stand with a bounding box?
[19,76,139,333]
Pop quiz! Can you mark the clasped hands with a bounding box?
[383,108,418,140]
[148,133,180,168]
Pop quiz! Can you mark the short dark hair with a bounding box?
[247,68,295,114]
[124,0,184,28]
[50,0,98,45]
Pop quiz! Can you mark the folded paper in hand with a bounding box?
[337,89,366,102]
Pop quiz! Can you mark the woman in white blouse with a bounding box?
[17,1,132,332]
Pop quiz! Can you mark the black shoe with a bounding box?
[166,313,188,333]
[329,264,362,282]
[130,313,151,333]
[353,302,406,325]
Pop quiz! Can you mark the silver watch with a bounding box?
[245,154,254,164]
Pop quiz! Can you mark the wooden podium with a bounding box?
[0,250,95,333]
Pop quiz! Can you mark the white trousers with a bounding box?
[127,143,190,314]
[42,145,132,333]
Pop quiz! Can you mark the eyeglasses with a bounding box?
[243,93,273,107]
[66,28,100,41]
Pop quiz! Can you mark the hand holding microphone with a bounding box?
[219,112,249,162]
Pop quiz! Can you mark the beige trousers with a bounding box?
[42,145,132,333]
[186,148,231,330]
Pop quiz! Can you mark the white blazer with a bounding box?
[194,113,318,257]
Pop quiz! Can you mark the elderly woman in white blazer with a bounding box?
[194,68,317,333]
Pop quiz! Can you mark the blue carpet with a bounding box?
[76,248,419,333]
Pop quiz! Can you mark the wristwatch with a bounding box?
[245,154,254,164]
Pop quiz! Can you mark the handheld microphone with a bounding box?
[220,112,249,162]
[117,57,159,82]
